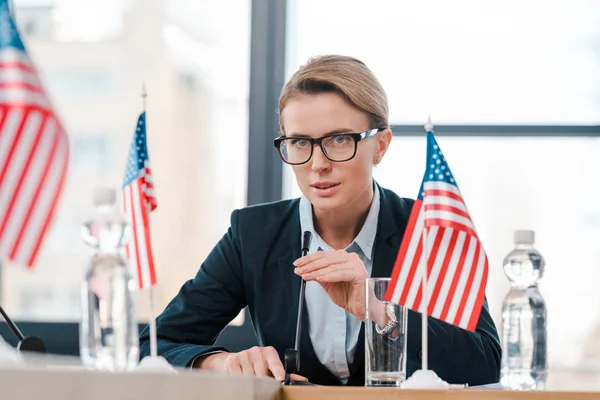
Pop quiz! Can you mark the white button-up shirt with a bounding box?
[299,187,380,382]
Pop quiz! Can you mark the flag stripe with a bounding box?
[136,178,156,285]
[10,120,58,259]
[0,107,27,189]
[122,191,136,285]
[453,242,482,326]
[0,89,51,109]
[411,229,437,313]
[459,246,486,329]
[431,230,464,318]
[412,227,441,313]
[424,210,475,231]
[423,189,464,203]
[423,181,462,196]
[439,233,472,321]
[133,180,151,287]
[399,229,424,306]
[127,185,145,289]
[14,134,68,266]
[387,199,423,302]
[0,112,47,242]
[0,110,43,246]
[132,179,151,287]
[426,228,452,315]
[445,236,477,324]
[4,115,52,257]
[427,229,457,315]
[0,106,6,130]
[0,82,43,93]
[467,258,488,331]
[423,196,467,213]
[424,203,471,220]
[425,218,479,238]
[25,134,68,267]
[0,69,42,88]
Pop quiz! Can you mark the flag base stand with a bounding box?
[401,369,449,389]
[0,336,21,367]
[137,355,177,373]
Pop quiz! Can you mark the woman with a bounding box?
[140,55,501,386]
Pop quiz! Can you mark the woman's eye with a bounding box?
[290,139,308,147]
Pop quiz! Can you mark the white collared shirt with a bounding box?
[299,186,380,382]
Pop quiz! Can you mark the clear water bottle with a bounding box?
[500,229,547,390]
[79,188,139,371]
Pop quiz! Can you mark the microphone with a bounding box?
[283,231,313,385]
[0,303,46,354]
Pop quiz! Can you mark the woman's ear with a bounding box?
[373,128,392,165]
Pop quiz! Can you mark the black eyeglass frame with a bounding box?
[273,128,385,165]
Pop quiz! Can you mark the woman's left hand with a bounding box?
[293,250,368,321]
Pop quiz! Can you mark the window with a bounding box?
[3,0,251,323]
[283,135,600,387]
[286,0,600,125]
[284,0,600,387]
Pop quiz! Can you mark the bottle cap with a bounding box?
[93,188,117,206]
[514,229,535,245]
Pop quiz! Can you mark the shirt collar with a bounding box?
[299,183,380,261]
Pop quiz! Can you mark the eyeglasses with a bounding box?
[273,128,384,165]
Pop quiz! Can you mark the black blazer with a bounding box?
[140,186,501,386]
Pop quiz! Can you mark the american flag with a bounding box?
[121,112,157,289]
[0,1,69,267]
[385,129,488,331]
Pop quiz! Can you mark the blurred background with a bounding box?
[1,0,599,390]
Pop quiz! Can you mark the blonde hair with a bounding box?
[278,55,389,134]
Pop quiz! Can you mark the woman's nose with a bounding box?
[310,144,331,172]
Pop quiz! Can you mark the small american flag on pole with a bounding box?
[121,112,157,289]
[385,128,489,331]
[0,0,69,267]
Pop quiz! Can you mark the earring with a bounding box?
[374,156,381,164]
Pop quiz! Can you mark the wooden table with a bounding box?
[281,387,600,400]
[2,366,600,400]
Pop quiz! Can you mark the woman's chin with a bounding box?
[307,196,345,212]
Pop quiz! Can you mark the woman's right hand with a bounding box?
[195,346,308,382]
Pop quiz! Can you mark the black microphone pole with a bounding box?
[0,303,46,354]
[283,231,312,385]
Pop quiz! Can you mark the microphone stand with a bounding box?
[0,304,46,354]
[283,231,313,386]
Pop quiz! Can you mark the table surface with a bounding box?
[1,365,600,400]
[280,386,600,400]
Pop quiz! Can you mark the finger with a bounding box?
[295,251,350,273]
[263,346,286,381]
[249,347,269,376]
[293,250,344,267]
[238,352,255,376]
[225,355,243,375]
[291,374,309,382]
[293,251,328,267]
[310,266,360,282]
[295,257,336,275]
[306,263,351,277]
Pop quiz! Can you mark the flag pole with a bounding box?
[421,228,428,371]
[136,85,173,372]
[141,83,158,359]
[401,116,449,389]
[421,115,433,372]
